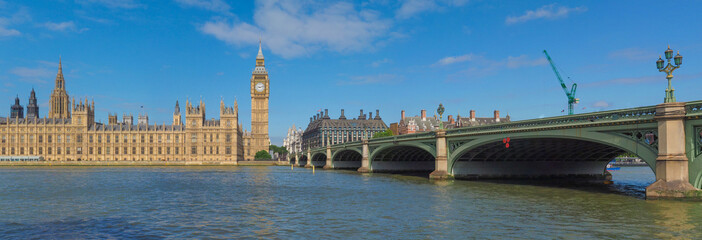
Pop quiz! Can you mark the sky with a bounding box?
[1,0,701,145]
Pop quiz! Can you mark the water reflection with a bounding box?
[0,166,700,239]
[650,201,700,239]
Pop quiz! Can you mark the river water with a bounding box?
[0,166,700,239]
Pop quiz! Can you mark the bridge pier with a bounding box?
[429,130,451,179]
[304,149,312,168]
[646,102,702,199]
[323,145,333,169]
[358,140,371,173]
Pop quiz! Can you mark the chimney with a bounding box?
[314,115,317,121]
[448,115,454,124]
[310,117,313,122]
[494,110,500,122]
[401,110,405,120]
[421,109,426,121]
[375,109,380,120]
[470,110,476,121]
[324,109,329,119]
[340,109,346,120]
[359,109,365,120]
[369,112,373,119]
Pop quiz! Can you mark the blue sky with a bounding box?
[1,0,701,145]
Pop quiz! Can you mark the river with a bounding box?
[0,166,700,239]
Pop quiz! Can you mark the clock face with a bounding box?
[255,82,265,92]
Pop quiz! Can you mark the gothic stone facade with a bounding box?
[243,41,271,160]
[0,58,245,162]
[302,109,387,150]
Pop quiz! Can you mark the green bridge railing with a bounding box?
[312,100,702,152]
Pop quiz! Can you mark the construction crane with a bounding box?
[543,50,579,115]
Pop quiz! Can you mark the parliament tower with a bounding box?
[49,57,71,119]
[247,41,270,159]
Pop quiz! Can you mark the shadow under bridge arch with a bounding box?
[450,135,657,180]
[331,149,362,169]
[370,144,436,173]
[310,153,327,167]
[297,155,308,166]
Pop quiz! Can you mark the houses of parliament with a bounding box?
[0,44,271,162]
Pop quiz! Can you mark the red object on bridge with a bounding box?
[503,137,511,148]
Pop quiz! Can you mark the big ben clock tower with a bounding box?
[249,40,270,157]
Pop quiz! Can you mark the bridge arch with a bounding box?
[310,152,327,167]
[370,143,436,172]
[298,155,308,166]
[448,131,657,179]
[331,149,363,169]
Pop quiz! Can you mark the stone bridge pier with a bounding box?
[646,102,700,199]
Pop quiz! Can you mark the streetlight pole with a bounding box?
[437,103,445,130]
[657,46,683,103]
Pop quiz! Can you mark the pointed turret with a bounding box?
[257,39,264,60]
[49,56,70,119]
[56,56,65,89]
[174,100,180,114]
[27,88,39,119]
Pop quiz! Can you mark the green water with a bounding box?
[0,166,700,239]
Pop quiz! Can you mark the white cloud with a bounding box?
[42,21,89,33]
[75,0,144,9]
[10,67,53,84]
[592,100,612,109]
[0,25,20,36]
[11,67,54,78]
[371,58,391,67]
[506,55,547,68]
[506,4,586,25]
[337,74,401,85]
[174,0,231,14]
[396,0,438,19]
[434,54,475,66]
[441,54,547,81]
[395,0,469,19]
[0,6,30,37]
[608,48,655,61]
[200,1,391,58]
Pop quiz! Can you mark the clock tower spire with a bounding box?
[247,40,270,160]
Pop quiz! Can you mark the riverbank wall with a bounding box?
[0,160,289,166]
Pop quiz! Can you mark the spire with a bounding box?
[174,100,180,114]
[256,38,264,60]
[55,56,65,89]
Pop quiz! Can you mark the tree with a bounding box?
[254,150,272,160]
[372,129,394,139]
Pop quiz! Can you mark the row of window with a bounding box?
[1,146,234,155]
[0,133,235,144]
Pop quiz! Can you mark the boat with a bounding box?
[606,161,620,171]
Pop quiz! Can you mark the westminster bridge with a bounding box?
[293,101,702,199]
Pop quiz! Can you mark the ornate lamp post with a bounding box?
[657,46,683,103]
[437,103,445,130]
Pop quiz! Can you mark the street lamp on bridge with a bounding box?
[437,103,445,130]
[657,45,683,103]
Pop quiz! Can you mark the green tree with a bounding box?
[269,145,288,155]
[372,129,394,139]
[254,150,272,160]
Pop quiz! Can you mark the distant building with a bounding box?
[10,96,23,119]
[396,109,510,135]
[26,89,39,119]
[452,110,510,128]
[302,109,388,150]
[283,124,303,156]
[389,122,398,135]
